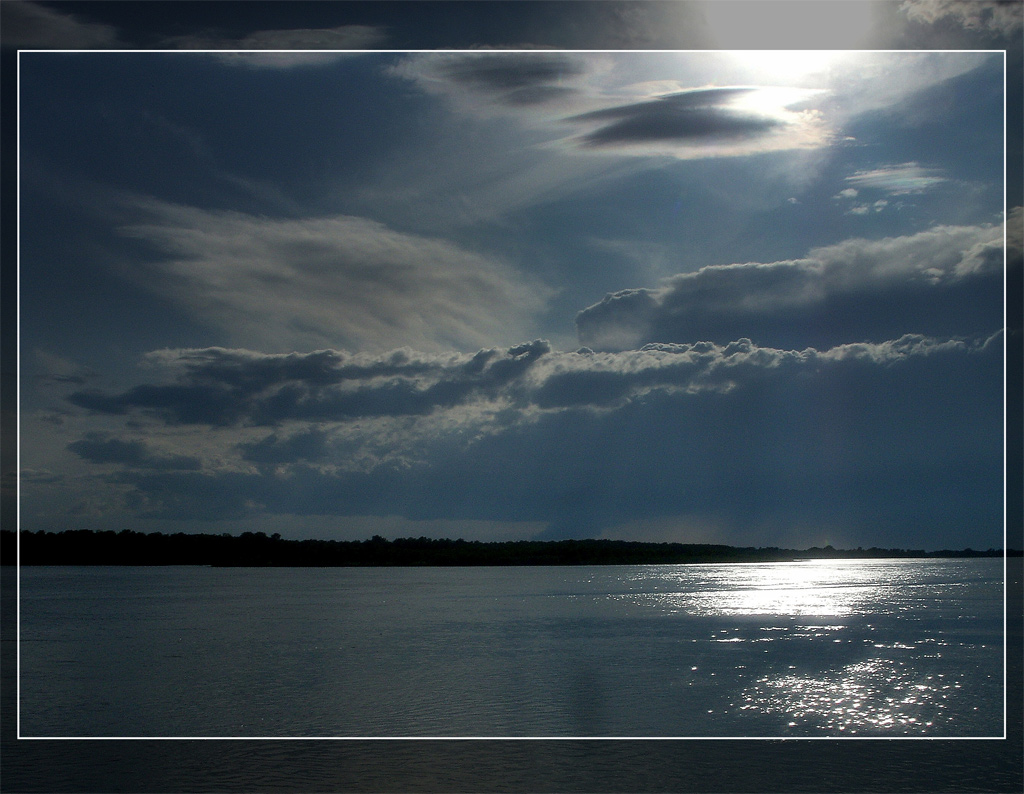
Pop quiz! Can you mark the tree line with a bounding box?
[1,528,1012,567]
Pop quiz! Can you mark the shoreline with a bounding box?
[5,529,1016,567]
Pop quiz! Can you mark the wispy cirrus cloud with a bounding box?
[115,199,551,353]
[844,162,948,194]
[397,51,596,107]
[832,162,951,215]
[203,52,374,69]
[167,25,388,68]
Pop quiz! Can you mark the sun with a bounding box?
[697,0,876,84]
[724,50,851,83]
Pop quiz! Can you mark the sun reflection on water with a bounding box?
[740,658,970,734]
[615,559,1002,736]
[631,560,894,617]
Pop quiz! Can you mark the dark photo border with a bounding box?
[2,2,1021,792]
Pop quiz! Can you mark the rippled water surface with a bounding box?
[18,559,1003,737]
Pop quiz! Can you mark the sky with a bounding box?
[4,1,1022,551]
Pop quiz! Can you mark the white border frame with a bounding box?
[14,45,1007,745]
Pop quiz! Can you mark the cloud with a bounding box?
[576,218,1009,351]
[843,163,947,195]
[68,432,201,471]
[406,51,592,106]
[831,163,949,216]
[31,349,96,387]
[66,333,994,432]
[205,52,373,69]
[69,340,553,427]
[569,87,775,141]
[0,1,120,48]
[392,52,599,109]
[1009,205,1024,252]
[67,333,1002,549]
[843,199,891,216]
[396,54,830,160]
[166,25,387,66]
[563,86,830,158]
[238,426,333,465]
[900,0,1023,36]
[116,200,551,353]
[387,51,995,206]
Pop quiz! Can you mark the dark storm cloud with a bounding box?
[68,341,553,426]
[115,468,279,522]
[69,383,244,425]
[68,329,999,434]
[238,427,332,465]
[104,335,1003,549]
[568,88,784,146]
[68,432,201,471]
[443,337,1002,542]
[576,219,1010,351]
[531,334,993,409]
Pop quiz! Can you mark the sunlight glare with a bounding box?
[724,50,850,83]
[641,560,887,617]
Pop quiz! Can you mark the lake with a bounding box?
[17,558,1004,738]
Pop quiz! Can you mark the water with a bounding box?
[17,559,1004,738]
